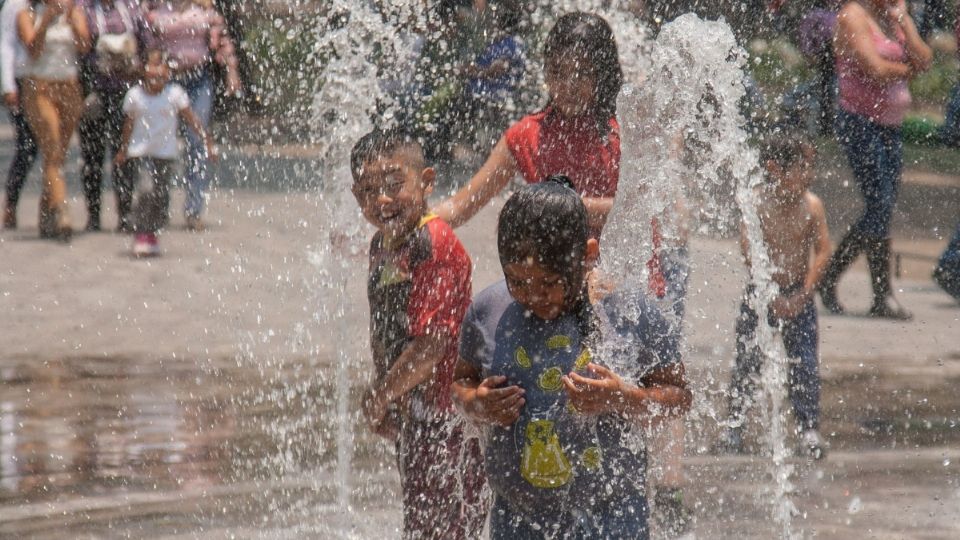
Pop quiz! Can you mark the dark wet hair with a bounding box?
[350,128,424,181]
[497,175,589,296]
[543,12,623,137]
[490,0,522,33]
[760,130,814,170]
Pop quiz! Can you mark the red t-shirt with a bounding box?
[367,215,472,417]
[505,108,620,197]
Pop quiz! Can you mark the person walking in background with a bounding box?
[77,0,152,232]
[17,0,90,241]
[144,0,240,232]
[115,49,216,257]
[1,0,37,230]
[936,7,960,146]
[818,0,932,319]
[933,220,960,302]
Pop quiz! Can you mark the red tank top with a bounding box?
[504,109,666,297]
[505,109,620,196]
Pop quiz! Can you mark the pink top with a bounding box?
[145,4,234,72]
[836,23,911,126]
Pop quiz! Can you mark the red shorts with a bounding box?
[397,414,488,539]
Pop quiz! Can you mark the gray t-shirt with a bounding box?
[459,280,680,514]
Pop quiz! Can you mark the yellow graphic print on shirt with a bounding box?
[574,348,592,371]
[538,366,564,392]
[521,419,572,488]
[546,334,572,349]
[515,346,532,369]
[581,446,602,471]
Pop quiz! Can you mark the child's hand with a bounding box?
[205,141,219,163]
[362,386,390,431]
[464,376,524,427]
[770,292,806,320]
[563,363,627,415]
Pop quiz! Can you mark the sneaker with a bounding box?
[3,205,15,230]
[653,487,693,537]
[800,429,827,460]
[933,266,960,302]
[712,427,746,455]
[132,232,160,257]
[185,215,205,232]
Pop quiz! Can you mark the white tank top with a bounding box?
[27,7,78,80]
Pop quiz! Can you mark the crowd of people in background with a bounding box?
[0,0,241,254]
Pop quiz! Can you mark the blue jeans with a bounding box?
[174,70,214,219]
[5,80,39,209]
[660,247,690,325]
[935,221,960,299]
[835,110,903,239]
[729,286,821,431]
[938,82,960,146]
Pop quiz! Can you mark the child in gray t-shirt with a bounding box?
[452,176,692,539]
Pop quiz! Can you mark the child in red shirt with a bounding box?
[351,129,486,539]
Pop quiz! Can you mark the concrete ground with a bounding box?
[0,117,958,538]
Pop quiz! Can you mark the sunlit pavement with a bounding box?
[0,126,958,538]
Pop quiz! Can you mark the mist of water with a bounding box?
[282,3,800,536]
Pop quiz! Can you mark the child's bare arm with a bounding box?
[363,334,448,427]
[804,193,831,297]
[562,362,691,423]
[114,115,134,165]
[451,359,525,426]
[433,136,517,228]
[178,107,218,161]
[583,196,614,236]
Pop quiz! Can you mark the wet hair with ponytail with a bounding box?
[497,175,600,343]
[543,12,623,138]
[497,175,589,304]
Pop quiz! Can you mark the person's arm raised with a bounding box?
[835,3,911,82]
[433,135,517,228]
[889,0,932,74]
[69,4,90,54]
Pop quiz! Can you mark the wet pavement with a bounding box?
[1,117,959,538]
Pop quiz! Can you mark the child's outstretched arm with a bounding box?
[583,196,614,235]
[563,362,691,424]
[451,359,525,427]
[178,107,218,162]
[363,334,449,429]
[433,136,517,228]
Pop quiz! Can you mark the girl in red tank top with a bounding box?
[433,12,666,294]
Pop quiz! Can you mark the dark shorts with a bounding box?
[397,414,488,539]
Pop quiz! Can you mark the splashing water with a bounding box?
[603,13,798,536]
[294,3,798,537]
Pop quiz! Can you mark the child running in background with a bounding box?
[349,129,486,539]
[717,133,832,459]
[115,49,215,257]
[453,177,692,539]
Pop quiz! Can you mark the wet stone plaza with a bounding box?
[1,176,958,538]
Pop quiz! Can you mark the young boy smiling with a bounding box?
[350,129,486,539]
